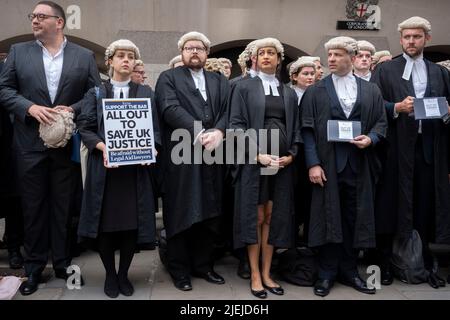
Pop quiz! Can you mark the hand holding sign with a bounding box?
[96,141,118,168]
[395,96,414,114]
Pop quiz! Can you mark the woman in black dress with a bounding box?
[77,39,160,298]
[229,38,301,298]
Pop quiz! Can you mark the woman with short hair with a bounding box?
[289,57,316,104]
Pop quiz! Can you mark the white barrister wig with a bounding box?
[237,51,248,70]
[177,31,211,53]
[168,55,182,68]
[289,57,316,76]
[373,50,392,60]
[218,57,232,67]
[398,16,432,34]
[357,40,376,55]
[39,110,75,148]
[324,36,358,55]
[105,39,141,77]
[134,59,144,67]
[251,37,285,60]
[246,40,258,58]
[307,56,321,63]
[105,39,141,63]
[437,60,450,72]
[237,40,258,69]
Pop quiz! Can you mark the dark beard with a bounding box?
[184,57,205,70]
[403,47,423,58]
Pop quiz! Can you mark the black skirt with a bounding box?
[259,92,288,204]
[100,165,138,232]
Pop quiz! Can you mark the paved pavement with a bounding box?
[1,220,450,300]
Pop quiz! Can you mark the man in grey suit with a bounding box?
[0,1,100,295]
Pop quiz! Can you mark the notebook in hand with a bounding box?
[413,97,448,120]
[327,120,361,142]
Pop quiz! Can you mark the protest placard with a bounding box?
[102,98,156,166]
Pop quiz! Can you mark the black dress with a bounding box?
[259,87,288,204]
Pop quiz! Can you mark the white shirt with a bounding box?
[355,71,371,82]
[37,37,67,103]
[402,53,427,98]
[401,53,428,133]
[249,69,258,78]
[332,71,357,118]
[189,69,207,101]
[294,87,305,104]
[110,79,130,99]
[258,71,280,96]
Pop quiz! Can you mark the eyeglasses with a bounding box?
[183,47,206,53]
[28,13,60,22]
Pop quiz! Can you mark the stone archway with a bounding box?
[0,34,107,74]
[210,39,310,83]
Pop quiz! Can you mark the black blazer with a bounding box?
[0,40,100,151]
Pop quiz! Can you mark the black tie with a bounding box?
[119,89,124,99]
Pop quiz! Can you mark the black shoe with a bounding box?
[263,282,284,295]
[237,260,251,280]
[250,283,267,299]
[428,272,446,289]
[19,274,41,296]
[341,276,376,294]
[118,275,134,296]
[173,276,192,291]
[193,271,225,285]
[8,250,24,269]
[314,279,334,297]
[104,275,119,298]
[54,268,85,286]
[381,266,394,286]
[138,242,156,251]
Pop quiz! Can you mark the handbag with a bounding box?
[71,130,82,163]
[391,229,429,284]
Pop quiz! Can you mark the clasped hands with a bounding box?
[198,129,224,151]
[257,154,293,169]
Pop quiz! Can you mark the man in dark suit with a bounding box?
[301,36,387,297]
[0,58,24,270]
[155,31,229,291]
[371,16,450,288]
[0,1,100,295]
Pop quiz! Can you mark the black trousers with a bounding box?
[376,136,436,269]
[318,163,359,280]
[17,149,73,276]
[166,218,219,279]
[413,135,435,269]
